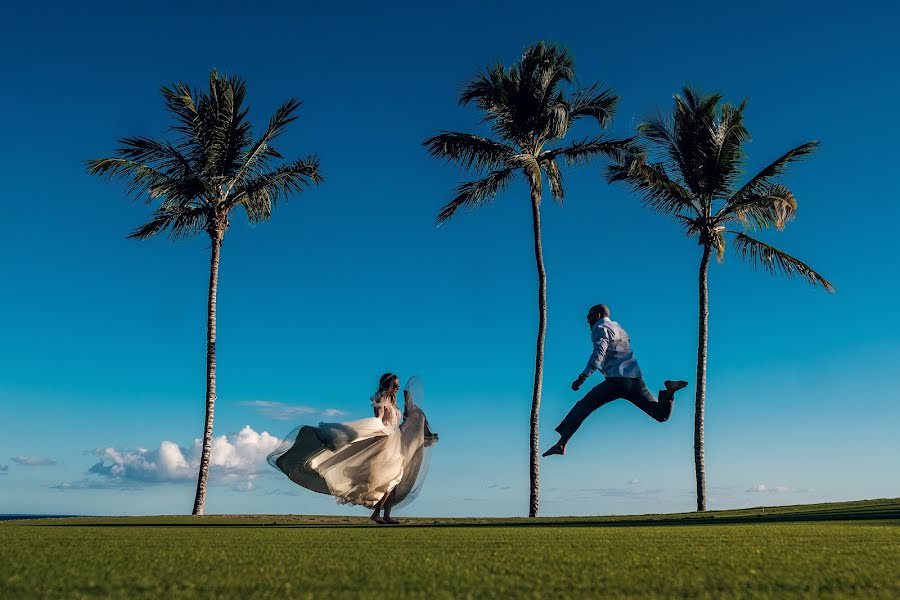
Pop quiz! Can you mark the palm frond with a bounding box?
[86,158,175,201]
[706,99,749,196]
[543,158,563,203]
[544,136,637,167]
[713,230,726,263]
[227,98,302,192]
[460,62,506,108]
[86,137,211,202]
[718,183,797,230]
[731,232,834,291]
[423,132,516,172]
[194,70,252,181]
[545,101,570,140]
[674,214,703,237]
[435,168,517,224]
[667,87,725,198]
[231,156,323,223]
[161,82,200,139]
[726,141,819,206]
[607,155,701,216]
[127,202,209,240]
[567,83,619,127]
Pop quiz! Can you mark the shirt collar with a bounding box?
[594,317,610,328]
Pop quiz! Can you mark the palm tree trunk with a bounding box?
[694,243,712,512]
[528,186,547,518]
[192,226,224,516]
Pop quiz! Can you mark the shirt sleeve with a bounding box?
[582,326,609,378]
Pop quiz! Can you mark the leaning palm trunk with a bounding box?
[694,243,712,512]
[192,227,223,515]
[528,187,547,518]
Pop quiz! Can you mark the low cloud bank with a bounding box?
[56,426,280,491]
[238,400,347,421]
[11,456,57,466]
[746,483,793,493]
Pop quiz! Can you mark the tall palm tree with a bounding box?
[608,87,833,511]
[424,42,633,517]
[87,70,323,515]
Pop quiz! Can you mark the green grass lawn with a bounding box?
[2,499,898,598]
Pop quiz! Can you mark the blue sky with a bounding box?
[1,0,898,517]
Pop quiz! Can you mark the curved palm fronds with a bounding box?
[128,202,208,241]
[230,156,323,223]
[567,83,619,127]
[706,100,749,197]
[726,141,819,207]
[227,98,303,193]
[543,136,637,167]
[85,158,177,201]
[89,70,322,239]
[606,156,701,216]
[435,167,516,224]
[731,232,834,291]
[543,158,563,203]
[423,132,516,171]
[717,183,797,230]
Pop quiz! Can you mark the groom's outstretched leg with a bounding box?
[656,380,688,422]
[622,379,687,422]
[623,379,669,422]
[552,379,620,447]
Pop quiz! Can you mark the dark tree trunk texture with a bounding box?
[192,225,224,516]
[528,186,547,518]
[694,243,712,512]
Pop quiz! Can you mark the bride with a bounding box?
[267,373,438,524]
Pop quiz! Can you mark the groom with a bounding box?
[543,304,688,457]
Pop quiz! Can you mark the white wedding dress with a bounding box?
[268,378,437,509]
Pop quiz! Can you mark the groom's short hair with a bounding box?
[588,304,610,319]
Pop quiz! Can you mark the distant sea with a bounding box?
[0,514,80,521]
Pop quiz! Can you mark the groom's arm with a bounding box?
[572,328,609,390]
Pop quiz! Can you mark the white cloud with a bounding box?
[57,426,280,491]
[11,456,57,466]
[746,483,792,493]
[237,400,347,421]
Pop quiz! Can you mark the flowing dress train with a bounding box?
[267,378,437,508]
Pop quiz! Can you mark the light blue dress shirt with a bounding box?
[582,317,643,379]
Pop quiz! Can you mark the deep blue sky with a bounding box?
[1,0,898,517]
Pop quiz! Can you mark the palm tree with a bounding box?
[424,42,633,517]
[607,87,833,511]
[87,70,323,515]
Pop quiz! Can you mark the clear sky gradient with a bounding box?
[1,0,898,517]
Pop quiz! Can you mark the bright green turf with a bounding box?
[2,499,898,598]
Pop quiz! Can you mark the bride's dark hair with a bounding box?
[378,372,398,392]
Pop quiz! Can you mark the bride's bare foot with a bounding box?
[542,441,566,457]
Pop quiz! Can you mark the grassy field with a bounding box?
[2,499,898,598]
